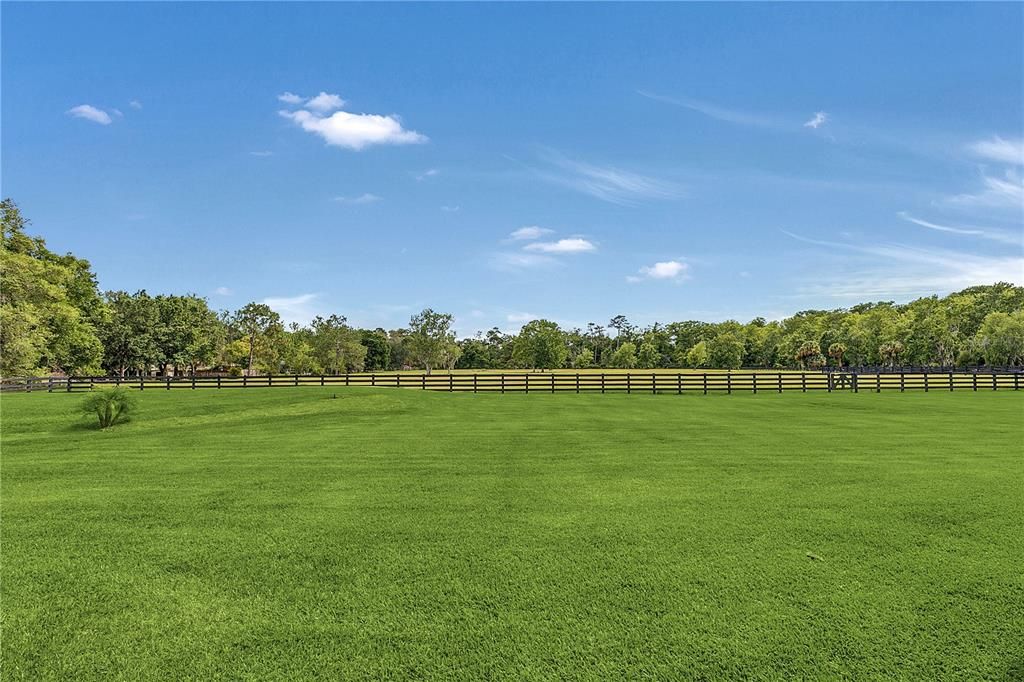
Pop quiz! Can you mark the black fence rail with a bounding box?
[3,371,1021,394]
[823,365,1024,374]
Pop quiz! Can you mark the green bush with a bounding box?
[80,387,138,429]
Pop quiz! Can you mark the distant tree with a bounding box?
[827,342,847,367]
[232,303,282,374]
[795,340,824,369]
[512,319,568,370]
[610,341,638,369]
[406,308,456,374]
[1,199,104,376]
[878,341,905,368]
[310,315,366,374]
[608,315,633,348]
[573,347,595,369]
[685,341,710,368]
[708,327,745,369]
[637,341,659,368]
[100,291,160,377]
[975,311,1024,366]
[360,328,391,371]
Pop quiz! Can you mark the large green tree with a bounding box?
[406,309,456,374]
[511,320,568,370]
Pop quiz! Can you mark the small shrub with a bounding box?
[81,387,138,429]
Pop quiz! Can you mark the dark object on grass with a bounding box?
[81,387,137,429]
[806,552,823,562]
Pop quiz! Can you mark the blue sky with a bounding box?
[3,2,1022,335]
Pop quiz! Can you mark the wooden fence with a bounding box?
[3,371,1022,394]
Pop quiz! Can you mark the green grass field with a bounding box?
[2,389,1022,680]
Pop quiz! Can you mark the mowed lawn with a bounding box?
[2,389,1022,680]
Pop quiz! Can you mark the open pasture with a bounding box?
[2,388,1023,679]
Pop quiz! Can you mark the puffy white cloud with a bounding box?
[804,111,828,129]
[66,104,112,125]
[305,91,346,113]
[523,238,596,254]
[280,108,427,151]
[627,260,689,282]
[509,226,554,241]
[278,92,304,104]
[968,136,1023,165]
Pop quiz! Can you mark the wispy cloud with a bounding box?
[214,286,233,296]
[968,136,1024,165]
[261,293,321,326]
[524,238,596,254]
[946,170,1024,209]
[509,226,554,241]
[804,111,828,129]
[637,90,776,128]
[249,150,274,157]
[129,100,143,110]
[332,193,382,205]
[279,91,427,151]
[489,252,558,271]
[66,104,113,125]
[897,211,1020,245]
[626,260,690,283]
[531,150,683,205]
[441,205,461,212]
[416,168,439,181]
[782,230,1023,299]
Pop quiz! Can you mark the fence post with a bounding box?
[600,373,605,394]
[924,372,929,392]
[167,376,171,391]
[345,374,350,387]
[972,373,977,392]
[525,373,530,394]
[371,374,376,387]
[268,374,273,387]
[48,377,54,393]
[627,373,631,394]
[702,373,707,395]
[801,373,806,392]
[396,374,400,388]
[853,373,858,393]
[473,374,478,393]
[500,374,505,394]
[295,374,299,387]
[218,376,222,389]
[551,373,555,394]
[243,375,248,389]
[320,375,325,387]
[753,373,758,394]
[140,376,145,391]
[422,374,426,391]
[727,373,732,395]
[652,373,657,395]
[449,373,454,392]
[677,373,682,395]
[67,377,73,393]
[993,373,997,391]
[948,371,953,392]
[576,373,580,394]
[192,375,196,390]
[1015,374,1019,391]
[777,373,783,393]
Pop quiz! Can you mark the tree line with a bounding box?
[3,198,1023,377]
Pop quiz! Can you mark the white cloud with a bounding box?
[305,91,346,113]
[782,230,1023,299]
[249,150,274,157]
[416,168,439,181]
[804,111,828,129]
[968,136,1024,165]
[509,226,554,241]
[535,150,683,205]
[111,108,124,118]
[129,100,143,110]
[897,211,1019,245]
[278,92,304,105]
[441,205,461,212]
[332,193,382,205]
[637,90,776,128]
[280,108,427,151]
[947,170,1024,209]
[490,252,557,271]
[524,238,596,254]
[66,104,112,125]
[627,260,690,283]
[261,293,320,326]
[214,286,233,296]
